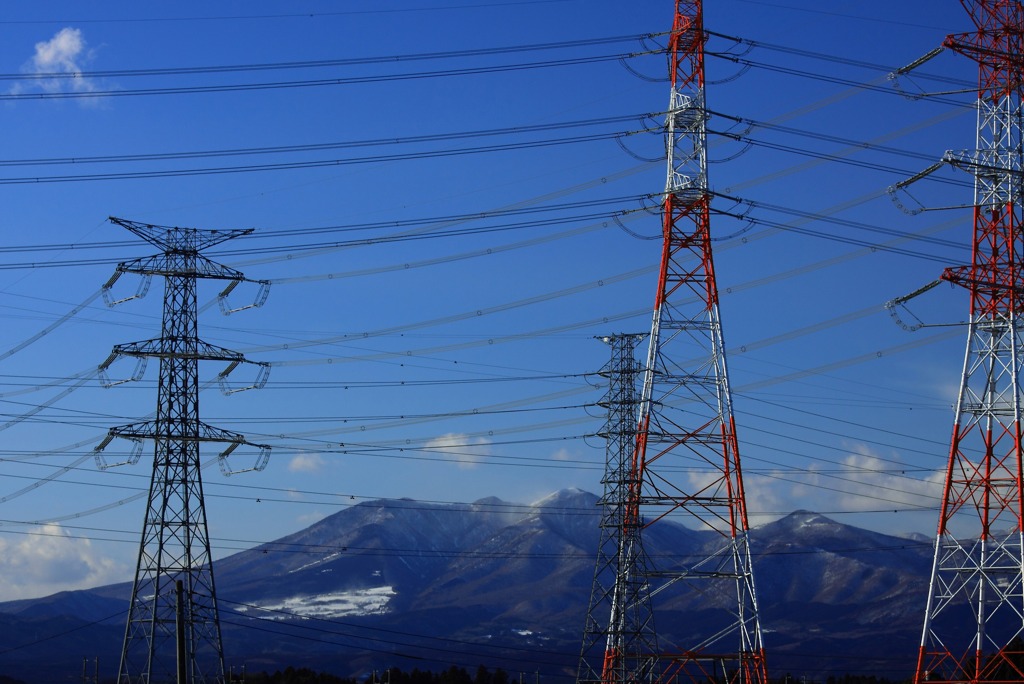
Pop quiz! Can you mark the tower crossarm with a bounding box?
[113,252,248,282]
[941,265,1024,297]
[107,338,248,363]
[110,216,253,252]
[945,35,1024,76]
[107,420,248,445]
[943,149,1024,178]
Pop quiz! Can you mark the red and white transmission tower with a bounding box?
[579,2,767,683]
[900,3,1024,683]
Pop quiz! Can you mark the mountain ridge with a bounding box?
[0,490,937,682]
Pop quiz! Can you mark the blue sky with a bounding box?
[0,0,984,600]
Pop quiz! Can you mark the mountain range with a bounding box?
[0,489,938,683]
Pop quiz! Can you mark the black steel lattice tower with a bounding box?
[579,2,768,683]
[578,334,658,684]
[95,217,270,684]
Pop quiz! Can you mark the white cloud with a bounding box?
[288,453,325,474]
[830,447,944,513]
[550,447,577,461]
[424,432,492,469]
[12,27,101,99]
[296,511,328,526]
[0,524,123,601]
[34,28,87,73]
[743,469,808,524]
[738,445,944,533]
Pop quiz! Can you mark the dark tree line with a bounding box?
[823,676,903,684]
[769,675,906,684]
[241,665,514,684]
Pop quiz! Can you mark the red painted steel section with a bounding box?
[915,3,1024,683]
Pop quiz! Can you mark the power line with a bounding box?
[711,53,973,108]
[2,52,648,102]
[2,34,644,82]
[0,114,645,169]
[708,30,972,89]
[0,129,636,186]
[0,3,582,26]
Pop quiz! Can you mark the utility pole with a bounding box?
[82,657,98,684]
[578,334,657,684]
[581,3,768,683]
[891,3,1024,683]
[95,217,270,684]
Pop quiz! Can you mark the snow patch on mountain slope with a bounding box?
[289,552,342,574]
[239,586,396,619]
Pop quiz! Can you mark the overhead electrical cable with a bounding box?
[745,393,950,449]
[751,469,937,512]
[736,198,965,250]
[0,456,941,522]
[0,129,638,185]
[211,207,639,257]
[0,208,635,270]
[0,34,646,81]
[735,328,963,393]
[708,30,973,89]
[713,110,965,166]
[220,216,962,368]
[711,54,972,108]
[0,114,646,169]
[0,290,104,363]
[741,416,940,474]
[0,610,127,656]
[715,129,972,188]
[737,443,940,504]
[0,222,962,499]
[723,106,970,194]
[0,52,650,102]
[242,265,655,355]
[736,215,955,262]
[0,399,592,428]
[0,97,961,264]
[0,3,588,27]
[241,215,961,393]
[0,371,98,433]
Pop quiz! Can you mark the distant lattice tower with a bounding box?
[577,334,658,684]
[578,2,768,684]
[95,217,270,684]
[910,3,1024,683]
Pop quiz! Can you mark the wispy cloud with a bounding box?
[297,511,328,526]
[288,453,326,474]
[12,27,102,101]
[424,432,492,470]
[550,447,577,461]
[740,444,944,531]
[829,447,944,512]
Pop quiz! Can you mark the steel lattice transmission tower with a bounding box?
[578,334,658,684]
[580,2,768,684]
[908,3,1024,683]
[94,217,271,684]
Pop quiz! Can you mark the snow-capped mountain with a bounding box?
[0,491,937,682]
